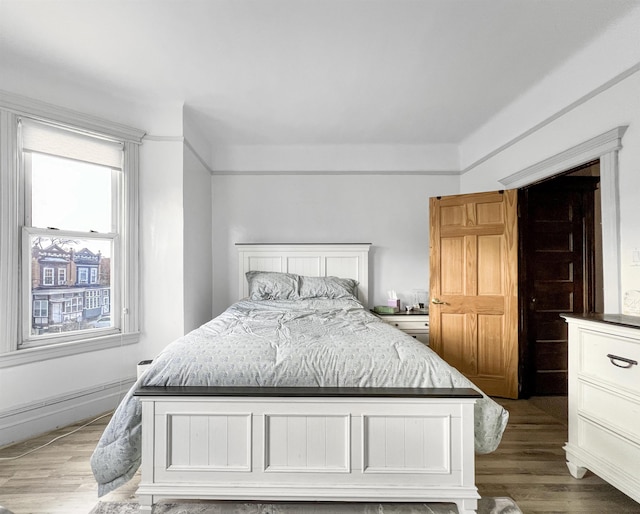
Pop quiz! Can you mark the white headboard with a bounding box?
[236,243,371,306]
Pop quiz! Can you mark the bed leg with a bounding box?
[455,498,478,514]
[138,494,154,513]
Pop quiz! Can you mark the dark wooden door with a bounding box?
[520,176,599,395]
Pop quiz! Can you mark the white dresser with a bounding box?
[563,314,640,504]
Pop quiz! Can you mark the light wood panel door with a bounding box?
[429,190,519,399]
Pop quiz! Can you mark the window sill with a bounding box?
[0,332,139,368]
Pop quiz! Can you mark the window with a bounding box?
[58,268,66,285]
[0,92,143,361]
[33,300,48,318]
[20,118,123,343]
[78,268,89,284]
[85,290,100,310]
[43,268,54,286]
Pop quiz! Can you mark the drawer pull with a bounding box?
[606,353,638,369]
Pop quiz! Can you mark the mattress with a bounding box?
[91,297,509,496]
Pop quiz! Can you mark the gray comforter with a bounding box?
[91,297,509,496]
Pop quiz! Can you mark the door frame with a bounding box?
[497,126,627,313]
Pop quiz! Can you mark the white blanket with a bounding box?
[91,297,509,496]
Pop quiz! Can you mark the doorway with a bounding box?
[519,161,603,396]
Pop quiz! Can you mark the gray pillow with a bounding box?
[246,271,300,300]
[299,275,359,299]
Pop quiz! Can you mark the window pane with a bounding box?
[29,235,113,336]
[30,153,112,233]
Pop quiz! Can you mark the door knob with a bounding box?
[431,298,447,305]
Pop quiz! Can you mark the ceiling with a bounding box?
[0,0,637,147]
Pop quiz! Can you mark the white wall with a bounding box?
[138,139,188,360]
[183,145,213,332]
[459,5,640,171]
[460,70,640,314]
[212,144,459,173]
[0,339,140,446]
[182,108,215,333]
[457,4,640,315]
[211,173,459,314]
[0,66,197,444]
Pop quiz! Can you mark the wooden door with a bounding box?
[429,190,519,399]
[520,176,599,395]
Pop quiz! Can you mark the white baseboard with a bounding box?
[0,377,135,448]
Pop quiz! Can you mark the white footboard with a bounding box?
[134,387,481,514]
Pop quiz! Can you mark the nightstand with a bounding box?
[374,310,430,346]
[137,359,153,379]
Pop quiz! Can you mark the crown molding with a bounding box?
[499,126,628,188]
[463,62,640,176]
[0,90,146,143]
[211,169,460,176]
[142,134,183,142]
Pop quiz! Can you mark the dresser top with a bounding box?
[562,313,640,330]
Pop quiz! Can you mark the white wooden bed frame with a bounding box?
[135,243,481,513]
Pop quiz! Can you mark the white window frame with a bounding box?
[85,289,100,310]
[42,267,54,286]
[33,299,48,318]
[78,268,89,285]
[0,91,144,367]
[58,267,66,285]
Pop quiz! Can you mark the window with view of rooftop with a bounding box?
[20,119,121,342]
[0,95,143,359]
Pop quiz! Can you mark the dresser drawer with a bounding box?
[578,416,640,478]
[580,330,640,394]
[375,314,429,345]
[403,330,430,346]
[579,382,640,441]
[386,320,430,331]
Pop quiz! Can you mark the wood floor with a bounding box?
[0,397,639,514]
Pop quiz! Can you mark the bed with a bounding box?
[91,243,508,513]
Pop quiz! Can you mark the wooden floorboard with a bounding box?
[0,398,639,513]
[476,398,640,514]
